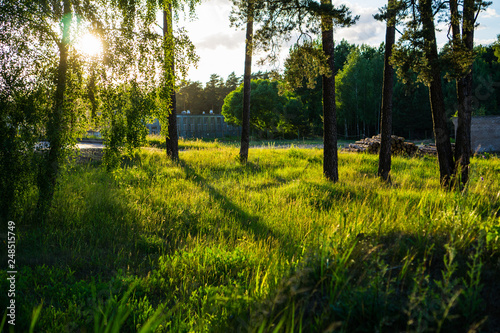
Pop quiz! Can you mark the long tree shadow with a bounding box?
[179,160,290,252]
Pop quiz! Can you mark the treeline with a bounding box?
[175,71,275,114]
[215,41,500,140]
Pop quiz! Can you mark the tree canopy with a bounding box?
[222,78,304,136]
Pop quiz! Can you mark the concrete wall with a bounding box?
[453,116,500,152]
[146,115,241,139]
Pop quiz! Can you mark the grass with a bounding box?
[145,135,345,150]
[1,142,499,332]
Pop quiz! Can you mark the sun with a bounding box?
[75,33,103,57]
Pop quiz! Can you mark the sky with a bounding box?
[177,0,500,83]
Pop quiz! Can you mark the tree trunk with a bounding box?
[240,12,253,163]
[378,0,396,182]
[37,0,71,216]
[164,5,179,160]
[321,0,338,182]
[419,0,455,186]
[452,0,474,185]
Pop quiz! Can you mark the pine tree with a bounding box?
[448,0,491,185]
[377,0,399,182]
[262,0,357,181]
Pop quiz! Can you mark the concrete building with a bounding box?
[146,114,241,139]
[453,115,500,152]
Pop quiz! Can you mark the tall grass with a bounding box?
[1,143,499,332]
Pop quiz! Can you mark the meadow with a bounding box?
[1,140,499,332]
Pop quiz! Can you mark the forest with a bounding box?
[179,42,500,140]
[1,0,500,331]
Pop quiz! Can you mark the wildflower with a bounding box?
[481,176,484,181]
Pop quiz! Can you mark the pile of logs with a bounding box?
[342,135,419,156]
[417,143,438,156]
[342,135,457,156]
[415,143,455,156]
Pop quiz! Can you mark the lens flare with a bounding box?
[75,33,103,57]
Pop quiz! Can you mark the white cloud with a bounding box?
[481,8,500,18]
[335,4,385,46]
[475,38,497,46]
[196,31,245,50]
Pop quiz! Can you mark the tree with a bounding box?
[235,0,257,162]
[0,42,47,223]
[392,79,433,138]
[203,74,225,112]
[336,45,383,139]
[420,0,455,186]
[377,0,398,182]
[265,0,357,181]
[1,0,199,219]
[176,74,240,114]
[393,0,454,186]
[0,0,108,216]
[222,79,293,135]
[446,0,491,185]
[113,0,199,162]
[393,0,491,186]
[176,80,204,112]
[495,35,500,61]
[164,2,179,160]
[283,40,355,138]
[230,0,263,161]
[320,0,338,181]
[224,72,242,97]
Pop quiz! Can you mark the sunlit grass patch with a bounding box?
[4,141,500,332]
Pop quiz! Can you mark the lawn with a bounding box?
[1,142,499,332]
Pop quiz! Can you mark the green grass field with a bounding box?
[2,141,499,332]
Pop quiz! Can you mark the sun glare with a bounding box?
[75,33,103,57]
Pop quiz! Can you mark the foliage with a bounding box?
[176,73,241,114]
[0,46,48,222]
[283,40,500,141]
[0,0,97,218]
[2,143,499,331]
[100,82,155,170]
[222,79,305,136]
[222,79,282,132]
[283,40,331,90]
[253,0,358,66]
[282,39,355,138]
[335,44,384,138]
[495,35,500,61]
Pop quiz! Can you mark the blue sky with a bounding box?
[178,0,500,83]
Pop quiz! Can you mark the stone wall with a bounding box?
[453,116,500,152]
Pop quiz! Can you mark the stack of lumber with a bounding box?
[416,143,455,156]
[342,135,418,156]
[417,143,437,156]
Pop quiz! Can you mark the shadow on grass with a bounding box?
[245,230,498,333]
[178,160,289,252]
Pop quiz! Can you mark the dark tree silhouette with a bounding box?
[164,4,179,161]
[321,0,338,182]
[377,0,397,182]
[240,10,254,162]
[419,0,455,185]
[450,0,490,185]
